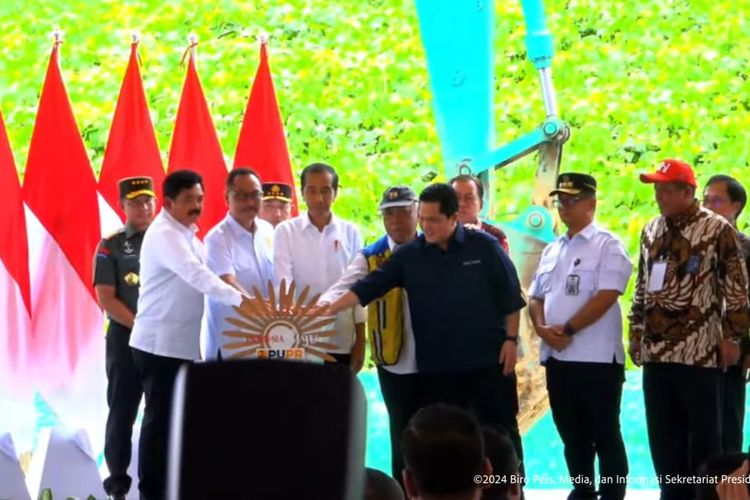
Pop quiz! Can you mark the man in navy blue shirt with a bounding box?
[325,182,526,477]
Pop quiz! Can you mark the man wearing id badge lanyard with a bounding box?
[528,173,632,500]
[629,159,750,500]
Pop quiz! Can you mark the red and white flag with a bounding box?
[21,39,106,450]
[235,41,298,214]
[0,107,32,395]
[99,38,164,235]
[168,42,227,239]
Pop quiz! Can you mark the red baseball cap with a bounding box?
[639,159,697,188]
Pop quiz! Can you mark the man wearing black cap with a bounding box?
[260,181,293,228]
[93,176,156,500]
[320,185,420,482]
[528,173,632,500]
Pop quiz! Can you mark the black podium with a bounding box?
[167,359,366,499]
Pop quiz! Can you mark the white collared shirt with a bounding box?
[201,214,276,360]
[274,212,364,353]
[130,210,243,360]
[528,223,633,364]
[320,236,417,374]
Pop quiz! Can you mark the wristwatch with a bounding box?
[504,336,518,344]
[563,321,576,337]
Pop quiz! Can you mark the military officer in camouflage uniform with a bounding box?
[94,176,156,500]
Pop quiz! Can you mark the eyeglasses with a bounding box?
[126,198,154,208]
[230,190,263,202]
[552,197,583,208]
[702,196,730,208]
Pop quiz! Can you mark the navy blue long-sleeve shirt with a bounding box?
[350,224,526,373]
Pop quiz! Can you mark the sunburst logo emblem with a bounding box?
[222,279,337,362]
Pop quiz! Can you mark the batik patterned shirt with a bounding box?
[629,202,750,367]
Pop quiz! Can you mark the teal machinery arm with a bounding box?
[415,0,569,245]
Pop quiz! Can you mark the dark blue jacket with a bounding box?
[351,224,525,373]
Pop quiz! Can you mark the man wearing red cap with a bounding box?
[629,159,750,500]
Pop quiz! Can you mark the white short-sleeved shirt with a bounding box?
[201,214,276,360]
[130,210,243,361]
[274,213,364,353]
[528,223,633,364]
[320,236,417,374]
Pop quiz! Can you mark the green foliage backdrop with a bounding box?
[1,0,749,259]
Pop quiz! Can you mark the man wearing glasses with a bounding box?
[703,174,750,453]
[528,173,632,500]
[450,174,510,254]
[94,176,156,500]
[201,167,275,360]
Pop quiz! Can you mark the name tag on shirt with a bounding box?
[648,262,667,292]
[687,254,700,274]
[565,274,580,296]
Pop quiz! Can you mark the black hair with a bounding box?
[300,162,339,191]
[419,183,459,218]
[364,468,405,500]
[226,167,262,190]
[163,169,203,200]
[449,174,484,200]
[706,174,747,217]
[401,404,484,495]
[481,426,519,500]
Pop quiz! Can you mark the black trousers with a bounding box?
[417,365,524,476]
[643,362,721,500]
[545,358,628,500]
[325,352,352,367]
[376,367,420,482]
[720,364,746,452]
[103,325,144,496]
[132,348,187,500]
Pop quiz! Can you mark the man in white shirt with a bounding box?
[274,162,365,370]
[201,168,275,360]
[528,173,633,500]
[129,170,251,500]
[320,185,419,482]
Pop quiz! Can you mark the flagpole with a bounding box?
[52,29,63,65]
[188,33,198,63]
